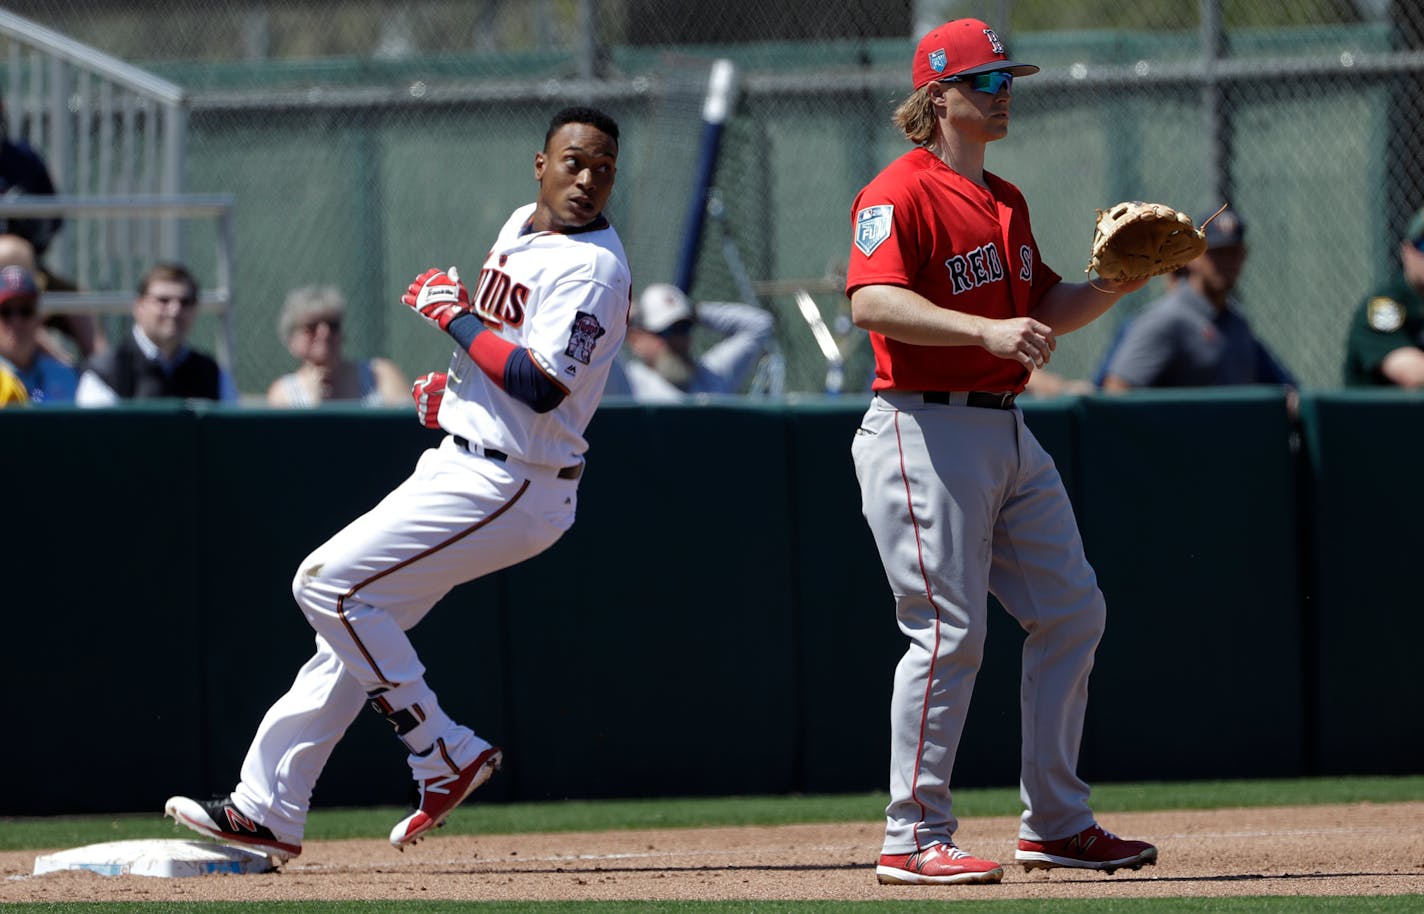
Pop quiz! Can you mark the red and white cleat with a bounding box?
[389,746,502,849]
[876,842,1005,885]
[1016,823,1157,874]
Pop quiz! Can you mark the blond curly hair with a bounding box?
[892,86,939,146]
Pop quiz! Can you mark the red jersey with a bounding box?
[846,147,1061,392]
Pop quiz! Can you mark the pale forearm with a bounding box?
[1030,277,1144,335]
[850,284,989,347]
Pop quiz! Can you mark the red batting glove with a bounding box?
[411,371,447,429]
[402,266,470,332]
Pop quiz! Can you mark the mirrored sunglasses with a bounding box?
[944,70,1014,95]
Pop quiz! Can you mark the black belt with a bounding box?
[923,391,1018,409]
[453,436,583,480]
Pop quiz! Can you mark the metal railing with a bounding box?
[0,194,237,367]
[0,8,192,283]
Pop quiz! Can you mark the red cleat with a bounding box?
[389,747,502,849]
[876,842,1005,885]
[1016,823,1157,873]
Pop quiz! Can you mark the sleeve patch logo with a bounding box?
[1367,296,1405,333]
[565,311,606,364]
[855,205,893,256]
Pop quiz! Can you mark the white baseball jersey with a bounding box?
[439,202,631,469]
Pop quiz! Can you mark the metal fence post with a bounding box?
[1201,0,1233,207]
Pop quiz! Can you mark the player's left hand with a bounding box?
[402,267,470,332]
[411,371,447,428]
[1093,276,1151,296]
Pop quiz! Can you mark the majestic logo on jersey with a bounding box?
[855,205,893,256]
[945,243,1005,294]
[984,29,1005,55]
[472,267,529,328]
[565,311,605,365]
[1019,244,1033,281]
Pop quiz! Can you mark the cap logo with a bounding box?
[928,48,947,74]
[984,29,1005,54]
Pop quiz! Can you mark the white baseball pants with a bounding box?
[230,436,579,844]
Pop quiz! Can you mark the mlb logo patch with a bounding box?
[928,48,947,74]
[855,205,894,256]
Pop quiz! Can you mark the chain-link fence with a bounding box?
[3,0,1420,397]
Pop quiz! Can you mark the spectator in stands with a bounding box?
[1343,204,1424,387]
[620,283,774,401]
[0,263,76,403]
[1099,210,1295,392]
[1021,368,1094,398]
[267,284,408,407]
[0,95,100,362]
[0,359,25,406]
[75,262,238,406]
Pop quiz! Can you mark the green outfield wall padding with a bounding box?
[1073,389,1306,781]
[1298,391,1424,775]
[498,404,801,800]
[3,406,206,816]
[1,392,1415,816]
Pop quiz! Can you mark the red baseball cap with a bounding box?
[0,264,38,305]
[912,19,1039,90]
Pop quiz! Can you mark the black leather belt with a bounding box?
[923,391,1018,409]
[453,435,583,480]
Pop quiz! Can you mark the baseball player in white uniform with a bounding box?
[166,106,631,861]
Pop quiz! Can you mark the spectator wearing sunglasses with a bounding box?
[267,284,408,407]
[1343,205,1424,387]
[76,262,237,406]
[0,263,76,403]
[847,19,1156,887]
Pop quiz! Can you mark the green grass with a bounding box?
[3,775,1421,851]
[5,778,1421,913]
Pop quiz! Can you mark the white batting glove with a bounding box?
[402,266,470,332]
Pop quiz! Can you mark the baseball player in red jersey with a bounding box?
[165,106,631,861]
[847,21,1158,885]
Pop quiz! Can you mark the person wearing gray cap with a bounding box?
[620,282,774,401]
[1100,209,1295,391]
[1343,205,1424,387]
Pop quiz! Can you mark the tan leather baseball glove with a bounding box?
[1086,202,1225,282]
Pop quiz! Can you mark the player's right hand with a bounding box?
[983,316,1055,370]
[402,267,470,332]
[411,371,447,429]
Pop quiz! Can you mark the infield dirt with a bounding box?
[3,802,1421,903]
